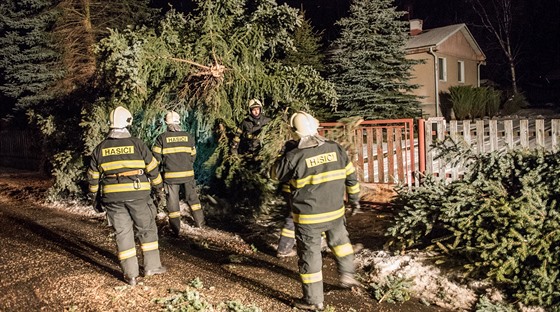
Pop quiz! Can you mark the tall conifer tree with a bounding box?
[282,13,325,72]
[327,0,420,119]
[0,0,63,109]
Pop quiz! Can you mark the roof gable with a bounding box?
[406,23,485,61]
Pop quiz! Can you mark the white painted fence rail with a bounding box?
[424,117,560,182]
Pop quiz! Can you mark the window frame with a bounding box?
[438,57,447,82]
[457,60,465,83]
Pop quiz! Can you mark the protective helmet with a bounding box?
[290,111,320,138]
[248,99,263,110]
[165,111,181,125]
[109,106,133,128]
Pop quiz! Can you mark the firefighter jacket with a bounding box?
[273,140,360,225]
[88,137,163,203]
[152,130,196,185]
[234,114,271,155]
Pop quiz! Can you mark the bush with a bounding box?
[449,85,474,120]
[387,142,560,308]
[502,92,527,115]
[446,86,503,120]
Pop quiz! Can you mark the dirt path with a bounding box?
[0,168,449,311]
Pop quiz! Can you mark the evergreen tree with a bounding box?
[79,1,338,211]
[326,0,421,120]
[282,12,325,72]
[0,0,64,110]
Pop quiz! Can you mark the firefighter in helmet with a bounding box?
[87,106,167,286]
[152,111,205,234]
[272,111,361,311]
[231,99,271,156]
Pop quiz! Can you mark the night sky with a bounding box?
[277,0,560,94]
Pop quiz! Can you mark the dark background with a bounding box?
[157,0,560,103]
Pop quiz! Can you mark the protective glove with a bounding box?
[350,201,361,216]
[153,187,165,208]
[88,192,105,213]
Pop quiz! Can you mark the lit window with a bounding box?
[458,60,465,83]
[438,57,447,81]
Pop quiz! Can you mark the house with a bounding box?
[405,19,486,118]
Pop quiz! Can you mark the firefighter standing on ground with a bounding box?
[231,99,271,156]
[276,140,298,258]
[152,111,205,234]
[272,111,361,311]
[87,106,167,286]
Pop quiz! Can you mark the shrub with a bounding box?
[387,141,560,308]
[446,86,503,120]
[502,92,527,115]
[484,87,501,117]
[449,85,474,120]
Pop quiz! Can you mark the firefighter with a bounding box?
[272,111,361,311]
[276,139,299,258]
[87,106,167,286]
[231,99,271,157]
[152,111,205,234]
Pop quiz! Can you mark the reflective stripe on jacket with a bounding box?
[88,137,162,202]
[152,131,196,184]
[273,140,360,224]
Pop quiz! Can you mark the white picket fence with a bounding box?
[423,117,560,182]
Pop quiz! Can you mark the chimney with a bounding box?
[410,19,423,36]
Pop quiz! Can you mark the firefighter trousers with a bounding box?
[295,216,355,305]
[105,196,162,279]
[165,181,205,229]
[278,214,296,254]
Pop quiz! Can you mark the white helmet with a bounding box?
[290,111,319,138]
[248,99,263,111]
[109,106,133,128]
[165,111,181,125]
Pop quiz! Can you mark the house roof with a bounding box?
[406,23,485,60]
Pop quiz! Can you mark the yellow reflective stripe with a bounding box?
[146,158,158,172]
[88,169,100,179]
[168,211,181,218]
[300,271,322,284]
[89,185,99,193]
[345,162,356,175]
[152,146,162,154]
[141,241,159,252]
[192,147,196,156]
[101,160,145,171]
[332,243,354,258]
[151,174,163,186]
[162,146,193,154]
[190,203,201,211]
[293,169,346,189]
[281,228,295,238]
[281,184,291,193]
[165,171,194,179]
[347,183,360,194]
[293,206,345,225]
[103,182,151,193]
[118,247,136,260]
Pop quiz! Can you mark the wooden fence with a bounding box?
[0,130,41,170]
[423,117,560,181]
[320,117,560,191]
[320,119,418,189]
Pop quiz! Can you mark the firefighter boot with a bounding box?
[340,272,361,289]
[294,299,324,311]
[192,209,205,228]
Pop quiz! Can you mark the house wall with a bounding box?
[406,31,483,118]
[437,31,481,93]
[407,53,437,117]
